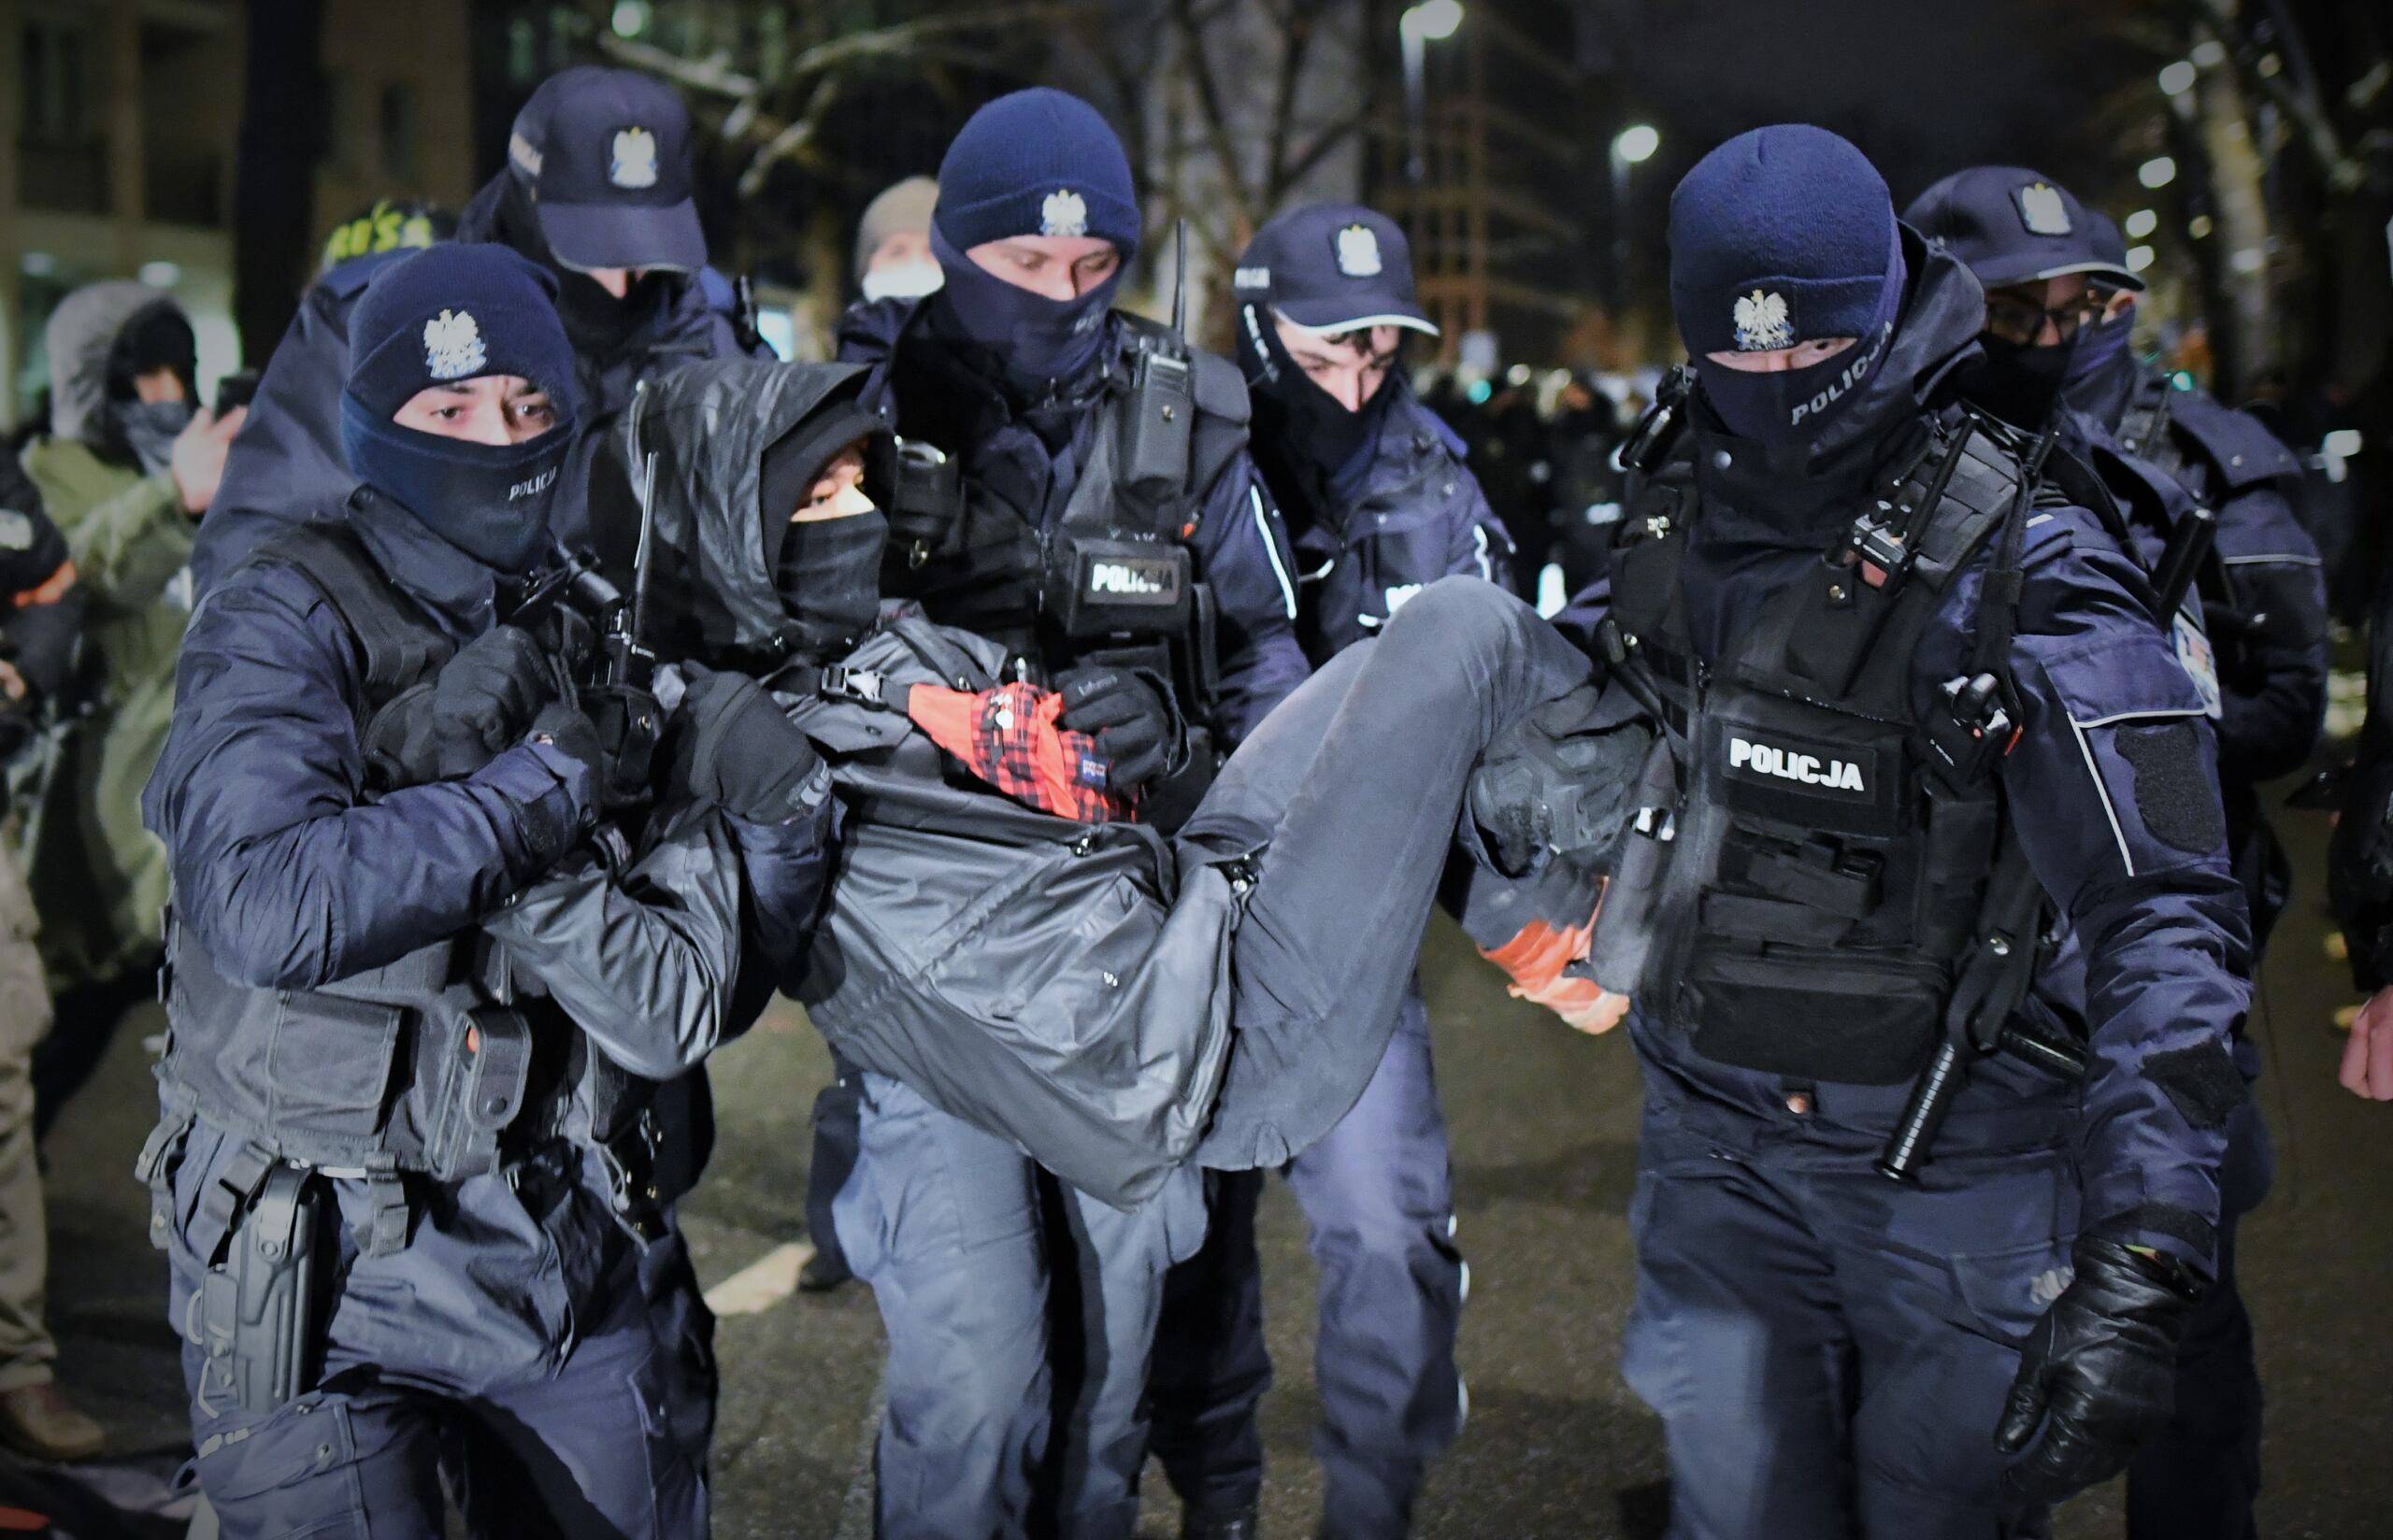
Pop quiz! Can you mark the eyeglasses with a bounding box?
[1982,292,2106,347]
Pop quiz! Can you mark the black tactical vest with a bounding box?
[883,316,1250,695]
[1606,423,2030,1086]
[150,522,663,1248]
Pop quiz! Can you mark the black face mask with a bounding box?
[337,392,570,574]
[1237,303,1392,506]
[776,511,887,654]
[927,223,1123,397]
[1970,333,2080,432]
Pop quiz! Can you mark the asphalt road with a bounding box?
[32,795,2393,1538]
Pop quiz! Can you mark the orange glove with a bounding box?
[1479,905,1630,1035]
[906,680,1138,824]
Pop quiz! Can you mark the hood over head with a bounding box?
[44,281,186,447]
[609,358,891,663]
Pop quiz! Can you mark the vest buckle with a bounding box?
[818,664,888,707]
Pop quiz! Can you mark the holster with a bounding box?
[193,1162,326,1417]
[421,1005,534,1182]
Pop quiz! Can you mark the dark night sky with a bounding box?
[1584,0,2154,213]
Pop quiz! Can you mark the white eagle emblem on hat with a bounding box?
[1336,223,1383,278]
[1732,290,1792,351]
[423,309,487,381]
[1040,190,1090,238]
[609,126,660,190]
[2015,181,2072,236]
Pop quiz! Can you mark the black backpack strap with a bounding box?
[883,609,996,690]
[253,521,453,710]
[1969,419,2059,707]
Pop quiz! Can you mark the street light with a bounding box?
[1404,0,1465,41]
[2138,155,2177,189]
[1609,123,1661,307]
[2158,60,2198,96]
[2125,208,2157,239]
[1399,2,1467,185]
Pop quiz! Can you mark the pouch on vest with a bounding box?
[193,1162,327,1417]
[1042,536,1194,639]
[420,1005,533,1182]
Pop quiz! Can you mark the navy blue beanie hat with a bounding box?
[1669,124,1900,358]
[934,89,1141,260]
[346,243,579,420]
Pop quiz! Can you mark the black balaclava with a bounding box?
[1970,325,2082,431]
[927,223,1123,399]
[337,245,580,574]
[762,407,890,654]
[486,169,670,362]
[1237,304,1396,509]
[2057,309,2140,427]
[924,89,1143,400]
[1669,125,1907,452]
[104,300,198,475]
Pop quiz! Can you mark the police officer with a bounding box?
[193,64,763,592]
[1906,165,2318,1540]
[833,87,1307,1539]
[1542,126,2250,1539]
[1150,202,1509,1540]
[139,245,834,1536]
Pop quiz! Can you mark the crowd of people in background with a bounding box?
[0,49,2386,1540]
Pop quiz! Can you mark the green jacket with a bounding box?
[17,435,193,989]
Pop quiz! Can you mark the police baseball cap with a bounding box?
[1233,204,1436,335]
[1902,164,2143,292]
[508,66,705,274]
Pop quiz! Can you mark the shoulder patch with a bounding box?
[2114,718,2226,855]
[2171,612,2225,718]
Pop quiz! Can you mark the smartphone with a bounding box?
[214,369,262,419]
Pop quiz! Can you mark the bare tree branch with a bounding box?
[2181,0,2369,192]
[1263,7,1316,203]
[1169,0,1262,232]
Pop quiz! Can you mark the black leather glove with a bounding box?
[526,700,607,790]
[1055,666,1172,791]
[666,663,825,823]
[1995,1233,2204,1508]
[1468,683,1652,876]
[432,624,561,770]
